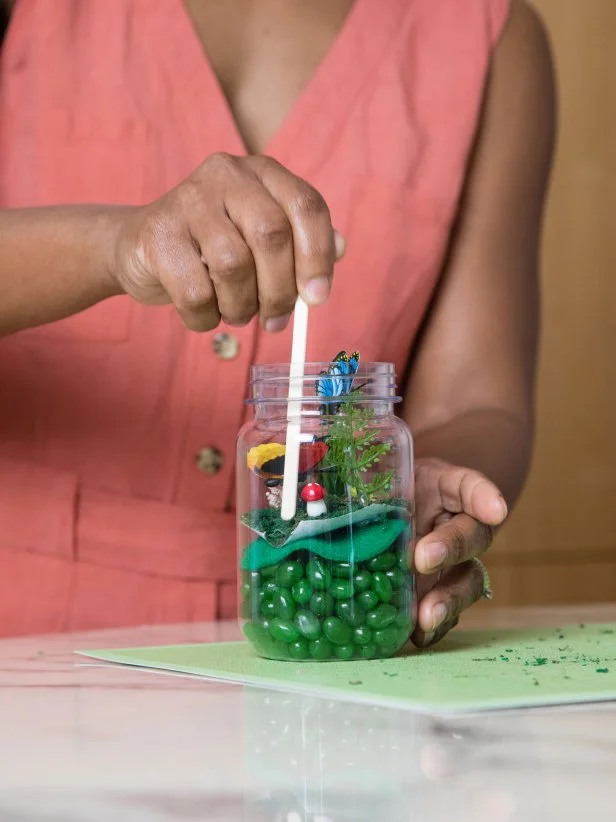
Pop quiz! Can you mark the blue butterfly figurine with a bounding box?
[315,350,361,412]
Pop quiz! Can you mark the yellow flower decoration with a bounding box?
[246,443,286,472]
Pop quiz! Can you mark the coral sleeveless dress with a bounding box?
[0,0,510,636]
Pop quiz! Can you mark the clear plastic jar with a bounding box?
[237,360,415,662]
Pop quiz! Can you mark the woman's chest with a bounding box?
[183,0,356,153]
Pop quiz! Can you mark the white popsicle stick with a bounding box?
[280,296,309,521]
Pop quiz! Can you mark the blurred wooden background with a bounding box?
[485,0,616,606]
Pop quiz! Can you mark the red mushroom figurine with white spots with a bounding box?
[301,482,327,517]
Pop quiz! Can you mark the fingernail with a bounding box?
[334,230,346,261]
[303,276,330,306]
[425,542,448,571]
[496,496,508,518]
[264,313,291,333]
[432,603,448,631]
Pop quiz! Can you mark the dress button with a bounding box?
[212,332,240,360]
[196,446,224,475]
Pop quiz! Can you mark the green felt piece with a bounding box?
[80,623,616,714]
[240,518,409,571]
[244,503,407,548]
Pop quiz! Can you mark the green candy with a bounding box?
[356,590,379,611]
[262,579,279,597]
[260,564,278,578]
[306,558,332,590]
[273,588,297,621]
[372,571,393,603]
[397,551,410,571]
[395,612,413,631]
[391,585,413,610]
[289,638,310,660]
[376,643,400,658]
[332,562,354,578]
[367,551,396,571]
[291,579,313,605]
[385,568,407,588]
[356,642,377,659]
[323,617,353,646]
[295,610,322,641]
[335,599,366,627]
[242,619,270,645]
[269,618,300,644]
[330,580,354,600]
[276,560,304,588]
[352,625,373,646]
[261,599,277,618]
[310,591,335,617]
[309,637,335,660]
[334,643,355,661]
[366,604,397,630]
[353,570,372,593]
[373,625,401,647]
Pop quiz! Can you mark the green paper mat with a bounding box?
[80,622,616,714]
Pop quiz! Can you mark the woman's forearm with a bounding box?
[0,206,123,336]
[410,408,534,507]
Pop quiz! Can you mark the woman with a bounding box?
[0,0,555,642]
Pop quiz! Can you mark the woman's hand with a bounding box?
[411,458,508,647]
[112,153,345,332]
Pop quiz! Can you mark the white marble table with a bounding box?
[1,605,615,821]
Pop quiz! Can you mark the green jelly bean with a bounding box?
[306,558,332,590]
[397,552,410,571]
[269,618,300,644]
[262,579,279,597]
[385,568,406,588]
[330,580,354,600]
[309,637,334,660]
[356,590,379,611]
[376,643,400,659]
[366,604,397,630]
[323,616,353,646]
[291,579,313,605]
[367,551,396,571]
[335,643,355,661]
[353,570,372,593]
[332,562,354,578]
[373,625,401,647]
[289,638,310,660]
[240,597,260,620]
[336,599,366,627]
[356,642,377,659]
[310,591,335,617]
[295,610,322,641]
[273,588,296,621]
[261,599,277,618]
[260,564,278,578]
[391,585,413,610]
[276,560,304,588]
[372,571,393,603]
[352,625,373,646]
[395,612,413,631]
[242,620,269,645]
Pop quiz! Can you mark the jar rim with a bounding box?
[247,361,401,404]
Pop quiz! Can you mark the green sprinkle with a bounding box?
[596,667,609,674]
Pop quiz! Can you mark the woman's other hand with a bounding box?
[411,458,508,647]
[112,153,345,332]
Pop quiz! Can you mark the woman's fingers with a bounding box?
[414,513,494,575]
[114,153,343,331]
[413,560,486,647]
[250,156,337,308]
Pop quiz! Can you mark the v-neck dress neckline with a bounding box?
[151,0,411,174]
